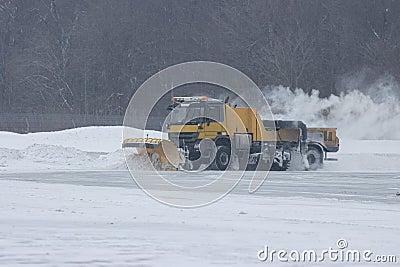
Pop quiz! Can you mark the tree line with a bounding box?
[1,0,399,115]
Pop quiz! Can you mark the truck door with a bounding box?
[204,102,224,137]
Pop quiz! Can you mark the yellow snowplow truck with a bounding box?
[123,96,339,171]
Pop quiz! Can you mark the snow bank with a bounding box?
[0,126,168,172]
[0,126,147,172]
[0,126,123,152]
[0,145,126,172]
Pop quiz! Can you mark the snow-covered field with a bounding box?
[323,139,400,172]
[0,127,399,266]
[0,177,399,266]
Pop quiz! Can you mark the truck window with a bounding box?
[169,103,205,124]
[186,104,205,121]
[327,131,333,141]
[207,103,223,122]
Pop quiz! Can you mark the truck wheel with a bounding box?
[306,147,323,170]
[215,146,230,170]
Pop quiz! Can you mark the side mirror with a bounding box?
[197,122,203,129]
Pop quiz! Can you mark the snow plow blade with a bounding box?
[122,138,179,171]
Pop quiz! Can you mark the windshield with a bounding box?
[170,105,188,123]
[169,103,205,124]
[167,102,223,125]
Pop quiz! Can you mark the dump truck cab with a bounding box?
[167,96,226,143]
[307,128,340,153]
[305,127,340,169]
[166,97,232,170]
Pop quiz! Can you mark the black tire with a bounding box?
[306,147,323,170]
[215,146,230,170]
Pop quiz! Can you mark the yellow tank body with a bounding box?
[169,104,276,142]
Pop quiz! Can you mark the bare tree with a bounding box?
[21,0,84,112]
[2,0,400,120]
[0,0,17,111]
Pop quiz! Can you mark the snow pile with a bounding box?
[0,144,125,172]
[0,127,136,172]
[0,126,169,172]
[0,126,139,152]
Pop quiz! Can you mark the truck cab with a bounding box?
[307,128,340,152]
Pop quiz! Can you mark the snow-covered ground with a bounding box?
[0,126,399,266]
[323,139,400,172]
[0,178,399,266]
[0,126,400,172]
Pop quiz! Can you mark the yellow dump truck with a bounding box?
[306,127,340,168]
